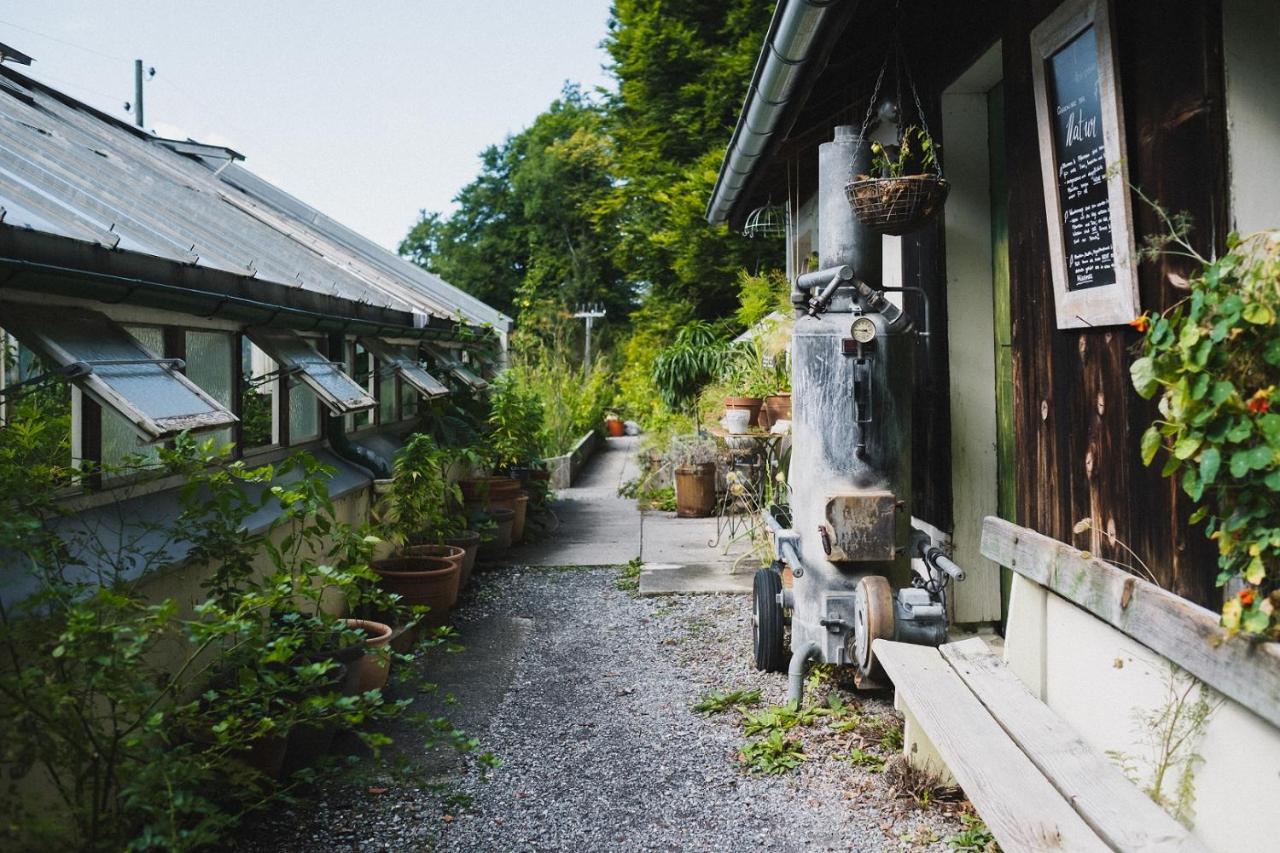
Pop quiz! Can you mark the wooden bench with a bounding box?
[876,636,1203,852]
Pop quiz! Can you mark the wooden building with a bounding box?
[709,0,1277,622]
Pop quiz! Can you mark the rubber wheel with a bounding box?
[752,568,787,673]
[853,575,895,680]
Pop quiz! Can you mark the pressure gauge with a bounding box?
[850,316,877,344]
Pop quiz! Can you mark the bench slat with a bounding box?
[875,639,1109,853]
[940,638,1206,853]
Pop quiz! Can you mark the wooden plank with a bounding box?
[874,639,1109,853]
[981,517,1280,729]
[941,638,1206,853]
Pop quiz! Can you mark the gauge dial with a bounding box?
[850,316,877,344]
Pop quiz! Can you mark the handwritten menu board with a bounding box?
[1047,26,1114,292]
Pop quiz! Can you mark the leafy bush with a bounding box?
[385,433,465,544]
[483,371,546,469]
[506,337,612,457]
[1132,229,1280,636]
[0,437,433,850]
[651,321,731,413]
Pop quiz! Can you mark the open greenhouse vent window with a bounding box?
[359,338,449,399]
[423,343,488,391]
[1,304,237,441]
[245,328,375,415]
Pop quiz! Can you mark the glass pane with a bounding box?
[290,383,320,442]
[247,328,373,414]
[240,339,276,450]
[399,377,418,419]
[102,407,159,472]
[378,365,396,423]
[1,306,233,440]
[350,344,372,429]
[186,331,234,452]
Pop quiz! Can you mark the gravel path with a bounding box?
[242,565,970,851]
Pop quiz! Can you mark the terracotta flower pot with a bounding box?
[478,507,516,558]
[605,417,625,437]
[511,493,530,542]
[401,543,465,587]
[460,476,522,510]
[759,393,791,430]
[344,618,393,694]
[725,396,764,427]
[372,556,460,626]
[442,530,481,588]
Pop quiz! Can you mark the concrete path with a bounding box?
[506,436,755,593]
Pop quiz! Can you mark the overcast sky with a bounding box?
[3,1,615,250]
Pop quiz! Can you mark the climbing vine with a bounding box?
[1131,226,1280,637]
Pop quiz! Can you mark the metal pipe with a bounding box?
[795,264,853,292]
[706,0,847,225]
[787,641,822,706]
[761,505,805,570]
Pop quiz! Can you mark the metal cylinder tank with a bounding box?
[787,126,912,667]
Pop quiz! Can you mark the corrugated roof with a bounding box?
[0,66,508,332]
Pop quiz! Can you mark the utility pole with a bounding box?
[572,304,606,371]
[133,59,144,128]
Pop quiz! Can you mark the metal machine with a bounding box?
[754,125,966,703]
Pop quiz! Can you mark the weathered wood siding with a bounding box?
[755,0,1229,606]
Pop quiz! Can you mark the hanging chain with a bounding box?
[851,55,889,161]
[896,38,942,179]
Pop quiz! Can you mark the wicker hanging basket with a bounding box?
[845,174,950,236]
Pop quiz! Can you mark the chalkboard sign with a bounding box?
[1047,27,1113,291]
[1031,0,1139,328]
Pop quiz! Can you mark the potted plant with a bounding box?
[669,433,720,518]
[762,350,792,430]
[846,125,948,235]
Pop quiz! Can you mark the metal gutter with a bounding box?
[705,0,852,226]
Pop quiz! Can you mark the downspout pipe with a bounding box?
[706,0,848,225]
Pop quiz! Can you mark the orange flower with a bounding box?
[1240,588,1256,607]
[1248,389,1271,415]
[1129,314,1150,333]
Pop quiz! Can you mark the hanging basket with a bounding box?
[845,174,950,236]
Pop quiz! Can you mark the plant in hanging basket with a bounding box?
[846,125,949,236]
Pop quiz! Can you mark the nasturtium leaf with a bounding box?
[1193,339,1213,367]
[1140,425,1161,466]
[1265,470,1280,491]
[1245,556,1266,584]
[1140,426,1161,466]
[1174,435,1202,460]
[1260,414,1280,446]
[1162,453,1182,477]
[1211,380,1235,405]
[1191,373,1210,401]
[1230,450,1252,478]
[1265,338,1280,367]
[1130,357,1158,398]
[1227,420,1253,443]
[1221,294,1243,317]
[1179,324,1202,348]
[1248,445,1274,470]
[1243,302,1274,325]
[1221,598,1242,630]
[1199,447,1220,485]
[1189,505,1209,524]
[1242,608,1271,634]
[1182,467,1203,501]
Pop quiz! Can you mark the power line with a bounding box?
[0,18,129,62]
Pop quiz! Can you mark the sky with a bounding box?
[2,1,616,250]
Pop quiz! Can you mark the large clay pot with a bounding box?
[442,530,481,588]
[372,556,460,626]
[478,507,516,558]
[511,493,530,542]
[759,393,792,430]
[605,417,625,437]
[401,543,465,590]
[724,396,764,427]
[344,619,393,694]
[460,476,521,511]
[674,463,717,518]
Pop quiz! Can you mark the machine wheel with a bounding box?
[752,568,787,673]
[852,575,895,681]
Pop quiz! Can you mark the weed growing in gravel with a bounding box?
[879,720,905,751]
[693,688,762,715]
[846,747,886,772]
[738,730,806,775]
[616,557,643,591]
[946,814,999,851]
[882,755,961,808]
